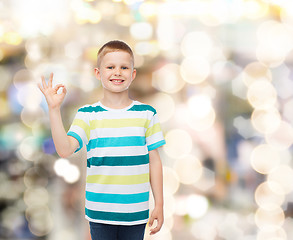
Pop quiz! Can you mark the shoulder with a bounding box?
[131,101,157,115]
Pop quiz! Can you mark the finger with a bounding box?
[150,218,163,235]
[62,85,67,94]
[150,226,160,235]
[148,216,154,227]
[41,76,47,89]
[54,84,65,91]
[48,72,53,88]
[37,83,45,95]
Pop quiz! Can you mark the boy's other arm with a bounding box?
[148,148,164,235]
[49,108,79,158]
[38,73,79,158]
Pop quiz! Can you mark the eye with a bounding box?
[121,66,129,70]
[107,66,114,69]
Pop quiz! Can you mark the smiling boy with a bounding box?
[38,40,165,240]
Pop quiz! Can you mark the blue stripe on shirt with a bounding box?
[86,191,149,204]
[67,131,83,152]
[87,136,146,151]
[147,140,166,151]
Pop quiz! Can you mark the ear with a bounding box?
[94,68,100,80]
[131,68,137,81]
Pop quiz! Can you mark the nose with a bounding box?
[114,68,121,76]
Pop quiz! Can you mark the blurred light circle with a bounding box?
[163,129,193,158]
[186,95,216,131]
[193,167,216,191]
[257,226,287,240]
[191,220,217,240]
[265,121,293,150]
[163,192,176,219]
[148,93,175,123]
[24,167,48,188]
[42,138,56,155]
[130,22,153,40]
[174,155,203,185]
[255,182,284,211]
[64,41,83,59]
[17,82,42,111]
[181,31,213,58]
[198,1,228,26]
[256,46,286,68]
[242,62,272,87]
[134,41,159,57]
[63,164,80,183]
[54,158,70,177]
[2,123,28,150]
[152,63,185,93]
[250,144,280,174]
[18,137,39,161]
[13,69,35,89]
[115,13,133,26]
[0,66,12,91]
[0,96,11,118]
[243,0,268,19]
[25,206,53,236]
[175,196,188,216]
[255,207,285,229]
[268,165,293,194]
[25,37,50,61]
[187,108,216,132]
[139,2,158,18]
[180,57,210,84]
[247,80,277,109]
[24,187,49,207]
[163,167,180,195]
[283,99,293,124]
[187,194,209,219]
[4,32,22,45]
[280,4,293,29]
[188,94,212,118]
[256,20,293,67]
[21,107,46,128]
[251,108,281,134]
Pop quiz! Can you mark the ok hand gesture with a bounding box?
[38,73,67,109]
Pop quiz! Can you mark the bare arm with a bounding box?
[38,73,79,158]
[148,148,164,235]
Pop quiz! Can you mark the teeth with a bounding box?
[112,80,123,82]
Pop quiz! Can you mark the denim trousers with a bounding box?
[89,222,146,240]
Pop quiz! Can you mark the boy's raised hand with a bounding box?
[38,73,67,109]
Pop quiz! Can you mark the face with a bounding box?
[95,51,136,94]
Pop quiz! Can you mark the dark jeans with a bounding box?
[89,222,146,240]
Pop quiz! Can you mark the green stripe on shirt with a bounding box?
[86,208,149,222]
[90,118,150,129]
[86,173,149,185]
[87,155,149,167]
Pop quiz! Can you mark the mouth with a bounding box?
[110,79,125,84]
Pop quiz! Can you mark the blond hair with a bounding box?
[97,40,134,67]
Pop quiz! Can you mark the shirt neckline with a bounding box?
[98,100,135,111]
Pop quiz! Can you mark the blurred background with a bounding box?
[1,0,293,239]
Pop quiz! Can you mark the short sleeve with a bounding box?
[145,112,166,151]
[67,108,90,153]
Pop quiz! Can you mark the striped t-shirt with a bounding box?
[67,100,166,225]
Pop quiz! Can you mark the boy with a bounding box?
[38,40,166,239]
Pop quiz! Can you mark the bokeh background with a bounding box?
[1,0,293,239]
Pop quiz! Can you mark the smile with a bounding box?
[110,79,125,84]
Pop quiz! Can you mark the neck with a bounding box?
[100,91,133,109]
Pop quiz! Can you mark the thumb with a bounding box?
[149,215,154,227]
